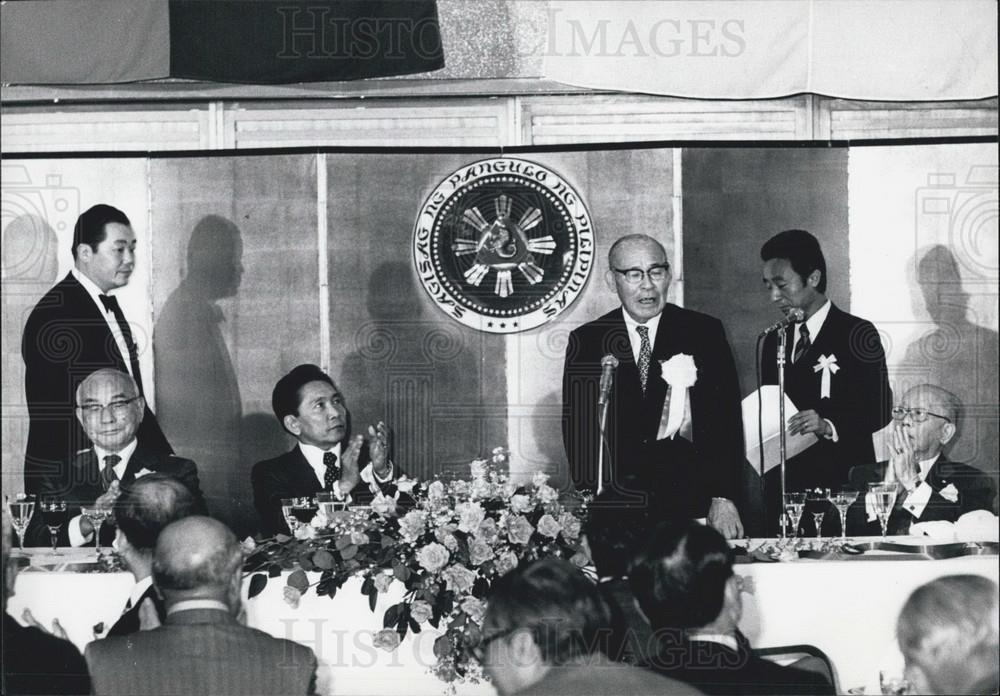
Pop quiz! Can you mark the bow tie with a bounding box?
[99,294,121,313]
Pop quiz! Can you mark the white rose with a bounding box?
[660,353,698,388]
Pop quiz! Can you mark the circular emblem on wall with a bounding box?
[413,157,595,333]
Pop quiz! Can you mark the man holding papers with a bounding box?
[760,230,892,533]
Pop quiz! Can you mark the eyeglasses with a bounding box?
[471,626,519,663]
[77,397,140,418]
[891,407,951,423]
[612,264,669,284]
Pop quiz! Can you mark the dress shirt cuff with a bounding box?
[823,419,839,442]
[901,482,933,519]
[67,515,91,547]
[363,461,394,484]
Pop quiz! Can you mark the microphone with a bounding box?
[598,354,619,407]
[759,308,805,337]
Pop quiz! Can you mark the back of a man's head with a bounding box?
[153,516,242,607]
[629,521,734,631]
[116,474,198,553]
[484,557,614,666]
[897,574,999,695]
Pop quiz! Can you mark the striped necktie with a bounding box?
[792,323,811,364]
[101,454,121,490]
[636,325,652,392]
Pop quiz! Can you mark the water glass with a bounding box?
[869,483,898,540]
[828,487,859,542]
[6,494,36,550]
[40,498,68,554]
[783,492,807,539]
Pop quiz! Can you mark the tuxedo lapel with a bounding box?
[288,447,323,490]
[63,273,130,371]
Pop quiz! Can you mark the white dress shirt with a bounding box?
[71,267,134,379]
[68,439,146,547]
[621,309,662,365]
[297,442,393,501]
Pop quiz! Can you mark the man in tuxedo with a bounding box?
[478,557,697,696]
[846,384,995,536]
[85,516,317,695]
[760,229,892,534]
[27,368,202,548]
[252,363,401,537]
[562,233,745,538]
[630,521,834,695]
[21,204,171,493]
[104,474,199,637]
[2,508,91,695]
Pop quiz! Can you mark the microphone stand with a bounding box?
[777,327,789,537]
[597,398,610,496]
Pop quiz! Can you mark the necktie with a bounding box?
[636,325,652,393]
[99,294,145,396]
[102,454,121,490]
[792,323,810,364]
[323,451,339,491]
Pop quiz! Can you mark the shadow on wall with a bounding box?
[153,215,256,535]
[338,261,481,481]
[899,245,999,503]
[2,215,58,493]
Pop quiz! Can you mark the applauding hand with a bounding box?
[339,435,364,494]
[368,421,392,478]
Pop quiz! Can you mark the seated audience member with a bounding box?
[897,574,999,695]
[846,384,995,536]
[478,557,699,696]
[252,364,402,536]
[2,508,90,695]
[629,521,833,695]
[104,474,199,637]
[27,368,203,548]
[85,516,317,695]
[584,494,658,665]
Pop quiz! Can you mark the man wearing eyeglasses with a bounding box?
[562,233,745,538]
[21,204,172,496]
[27,368,202,547]
[845,384,995,536]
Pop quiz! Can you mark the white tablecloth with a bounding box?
[8,541,998,695]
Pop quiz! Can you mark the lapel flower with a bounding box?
[939,483,960,503]
[660,353,698,388]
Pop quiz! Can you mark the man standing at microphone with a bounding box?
[760,229,892,534]
[562,234,745,538]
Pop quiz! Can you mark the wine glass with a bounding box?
[291,497,318,527]
[39,498,68,554]
[316,492,347,522]
[783,492,807,540]
[806,488,830,542]
[80,505,111,552]
[828,487,859,543]
[869,483,898,540]
[280,498,300,534]
[6,494,36,550]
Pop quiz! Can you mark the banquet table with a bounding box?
[6,539,998,695]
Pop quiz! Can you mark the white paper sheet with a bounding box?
[742,386,818,475]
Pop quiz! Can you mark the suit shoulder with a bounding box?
[252,449,296,477]
[244,625,317,658]
[570,308,622,336]
[664,303,728,335]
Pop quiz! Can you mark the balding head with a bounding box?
[153,517,243,611]
[902,384,960,425]
[116,474,198,555]
[75,368,145,452]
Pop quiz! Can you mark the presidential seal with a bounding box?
[413,157,595,334]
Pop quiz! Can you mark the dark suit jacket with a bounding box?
[2,613,90,695]
[252,444,402,537]
[643,634,833,695]
[514,654,701,696]
[84,607,317,696]
[106,582,165,638]
[562,305,743,518]
[846,456,996,536]
[761,304,892,534]
[21,272,172,493]
[26,441,203,547]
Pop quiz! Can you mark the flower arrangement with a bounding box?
[243,448,590,685]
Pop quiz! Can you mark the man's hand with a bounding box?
[887,422,918,491]
[368,421,391,479]
[708,498,744,539]
[80,481,120,537]
[339,434,363,494]
[787,409,832,438]
[22,608,70,641]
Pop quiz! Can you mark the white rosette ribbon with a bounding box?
[813,354,840,399]
[657,353,697,439]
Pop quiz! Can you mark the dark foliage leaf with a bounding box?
[287,568,310,592]
[433,635,452,659]
[248,573,268,598]
[383,603,402,629]
[312,549,335,570]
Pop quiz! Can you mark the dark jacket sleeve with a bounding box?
[561,326,600,495]
[699,317,744,502]
[251,460,291,538]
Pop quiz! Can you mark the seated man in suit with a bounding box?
[2,508,91,695]
[897,574,999,695]
[252,364,401,537]
[477,557,697,696]
[85,516,317,696]
[104,474,199,637]
[629,521,833,695]
[28,368,202,548]
[846,384,995,536]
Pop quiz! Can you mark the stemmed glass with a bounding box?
[783,492,807,541]
[291,497,318,527]
[6,494,36,550]
[39,498,68,554]
[869,483,898,540]
[280,498,300,534]
[828,487,859,543]
[806,488,830,542]
[80,505,111,552]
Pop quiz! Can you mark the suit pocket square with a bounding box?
[938,483,959,503]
